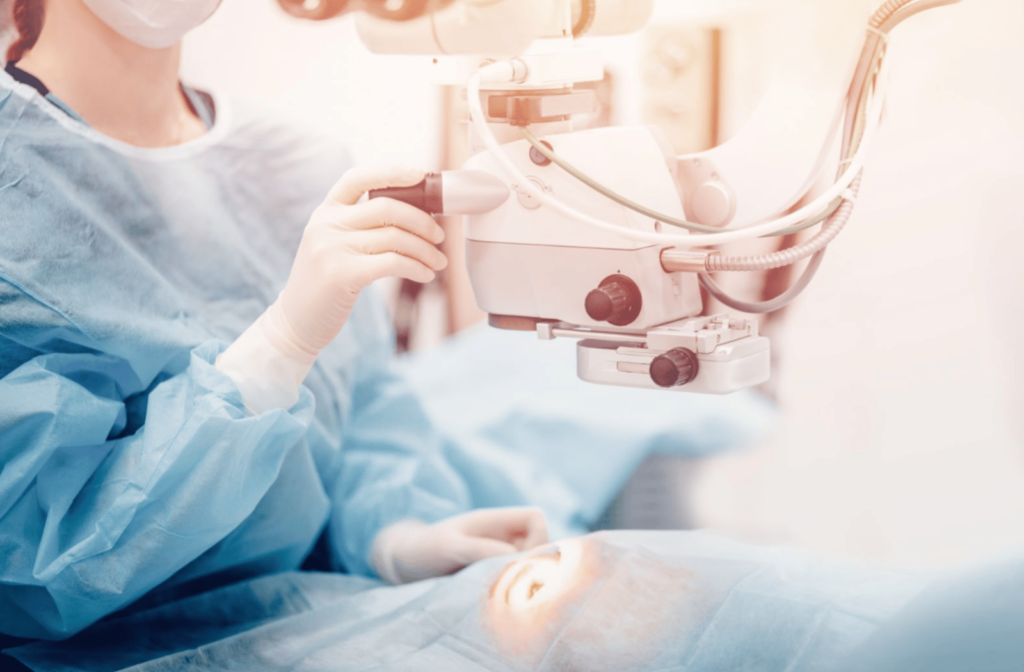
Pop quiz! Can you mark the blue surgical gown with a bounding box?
[0,72,477,640]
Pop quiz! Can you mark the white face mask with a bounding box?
[81,0,224,50]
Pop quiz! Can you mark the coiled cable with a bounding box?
[700,250,827,315]
[705,174,861,273]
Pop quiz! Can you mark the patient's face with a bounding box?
[481,535,698,668]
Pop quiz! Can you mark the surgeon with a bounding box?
[0,0,550,641]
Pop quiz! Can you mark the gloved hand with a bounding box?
[276,164,447,353]
[217,165,447,413]
[371,508,550,584]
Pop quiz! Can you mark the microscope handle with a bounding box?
[369,170,509,216]
[370,174,444,214]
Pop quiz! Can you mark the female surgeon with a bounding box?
[0,0,549,641]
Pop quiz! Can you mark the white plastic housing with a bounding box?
[462,125,702,331]
[577,337,770,394]
[440,171,511,215]
[463,126,683,249]
[585,0,656,37]
[355,0,654,55]
[465,241,702,331]
[355,0,558,56]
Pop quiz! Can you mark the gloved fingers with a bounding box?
[326,164,425,206]
[330,197,445,245]
[518,510,549,552]
[347,227,448,272]
[450,535,520,568]
[457,508,549,551]
[361,252,437,285]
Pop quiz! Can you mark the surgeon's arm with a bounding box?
[0,289,313,640]
[323,296,548,582]
[215,165,447,414]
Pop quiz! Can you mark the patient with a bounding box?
[6,530,1022,672]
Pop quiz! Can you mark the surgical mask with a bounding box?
[81,0,223,50]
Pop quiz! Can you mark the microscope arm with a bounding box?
[677,0,871,229]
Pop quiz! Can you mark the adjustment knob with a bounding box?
[584,275,642,326]
[585,283,628,322]
[650,348,700,388]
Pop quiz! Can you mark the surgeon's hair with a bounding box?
[6,0,42,63]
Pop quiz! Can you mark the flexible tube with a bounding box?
[466,0,939,270]
[705,52,878,272]
[519,127,846,237]
[702,0,959,274]
[842,0,950,157]
[871,0,918,28]
[518,126,724,234]
[693,0,961,311]
[707,174,861,272]
[842,36,883,163]
[879,0,963,32]
[842,0,961,157]
[700,249,827,314]
[467,59,886,247]
[508,7,888,242]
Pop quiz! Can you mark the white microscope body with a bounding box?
[461,122,769,394]
[357,0,872,394]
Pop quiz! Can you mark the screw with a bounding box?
[529,141,554,167]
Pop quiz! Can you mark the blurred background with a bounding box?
[8,0,1019,570]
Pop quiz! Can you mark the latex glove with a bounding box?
[371,508,550,585]
[217,165,447,413]
[276,164,447,353]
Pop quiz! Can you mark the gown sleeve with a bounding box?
[325,293,473,578]
[0,281,315,640]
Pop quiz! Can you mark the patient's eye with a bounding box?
[492,542,583,613]
[505,564,534,605]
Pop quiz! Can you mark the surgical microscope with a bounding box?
[282,0,960,394]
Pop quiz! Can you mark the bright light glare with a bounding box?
[501,540,584,612]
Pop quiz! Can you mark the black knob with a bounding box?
[650,348,699,388]
[585,283,628,321]
[368,174,443,214]
[584,275,642,326]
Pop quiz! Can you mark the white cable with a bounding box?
[468,57,890,248]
